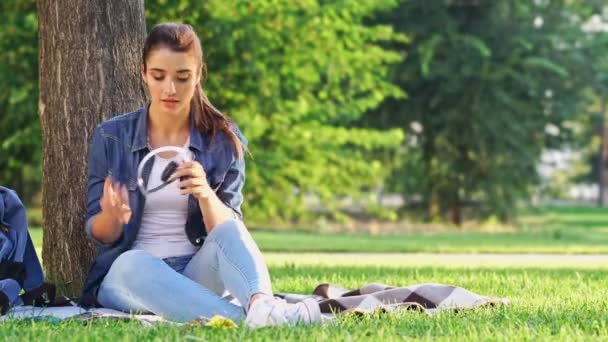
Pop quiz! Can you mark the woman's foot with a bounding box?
[245,297,321,328]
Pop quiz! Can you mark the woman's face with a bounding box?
[143,47,200,118]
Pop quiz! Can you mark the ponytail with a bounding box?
[191,84,244,160]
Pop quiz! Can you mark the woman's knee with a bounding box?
[207,219,248,242]
[107,249,160,284]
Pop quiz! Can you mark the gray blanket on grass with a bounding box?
[0,282,508,326]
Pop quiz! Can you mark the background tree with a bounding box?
[366,0,604,223]
[37,0,146,295]
[577,13,608,206]
[3,0,607,240]
[0,1,39,204]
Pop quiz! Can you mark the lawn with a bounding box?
[1,266,606,340]
[251,228,608,254]
[12,206,607,340]
[30,227,608,254]
[30,206,608,254]
[251,206,608,254]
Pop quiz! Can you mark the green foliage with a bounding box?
[567,21,608,187]
[4,0,607,224]
[146,0,406,222]
[368,0,604,221]
[0,0,40,204]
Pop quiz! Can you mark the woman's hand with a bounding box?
[172,161,213,200]
[100,176,132,225]
[172,161,239,233]
[92,176,131,244]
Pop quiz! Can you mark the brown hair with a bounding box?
[142,23,244,159]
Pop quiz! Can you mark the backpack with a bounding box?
[0,186,70,314]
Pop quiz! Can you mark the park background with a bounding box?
[1,0,608,340]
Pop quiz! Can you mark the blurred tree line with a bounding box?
[1,0,607,224]
[365,0,607,222]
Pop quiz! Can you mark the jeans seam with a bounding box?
[208,238,261,306]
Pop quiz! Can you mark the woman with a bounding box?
[81,23,320,328]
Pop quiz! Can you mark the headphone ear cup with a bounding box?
[137,146,190,196]
[160,161,179,182]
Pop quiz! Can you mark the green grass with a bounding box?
[252,206,608,254]
[263,252,608,269]
[251,229,608,254]
[248,206,608,254]
[1,266,606,341]
[30,206,608,254]
[29,226,608,254]
[15,206,608,340]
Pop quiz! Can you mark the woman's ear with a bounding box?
[141,65,147,84]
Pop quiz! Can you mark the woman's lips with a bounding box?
[162,99,179,108]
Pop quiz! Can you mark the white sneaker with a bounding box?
[245,297,321,328]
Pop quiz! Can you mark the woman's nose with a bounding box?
[165,81,176,95]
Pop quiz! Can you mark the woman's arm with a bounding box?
[198,190,239,233]
[86,126,131,246]
[90,177,131,243]
[174,158,243,234]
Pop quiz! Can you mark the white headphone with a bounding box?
[136,146,192,196]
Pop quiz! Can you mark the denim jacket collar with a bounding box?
[131,102,206,153]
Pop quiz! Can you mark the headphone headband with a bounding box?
[136,146,192,196]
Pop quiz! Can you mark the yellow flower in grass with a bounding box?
[205,315,237,329]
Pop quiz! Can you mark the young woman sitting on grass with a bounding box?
[81,22,320,328]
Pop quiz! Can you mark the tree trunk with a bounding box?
[38,0,146,296]
[449,204,461,225]
[428,191,440,219]
[598,98,608,206]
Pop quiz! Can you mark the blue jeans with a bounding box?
[97,219,272,322]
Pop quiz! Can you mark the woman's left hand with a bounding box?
[172,161,212,200]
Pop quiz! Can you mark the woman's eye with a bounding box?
[151,76,189,82]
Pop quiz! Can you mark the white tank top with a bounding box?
[132,143,199,259]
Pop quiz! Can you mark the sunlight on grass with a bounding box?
[2,266,606,340]
[16,206,608,340]
[29,206,608,255]
[263,252,608,269]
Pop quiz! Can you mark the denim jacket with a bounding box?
[80,105,247,307]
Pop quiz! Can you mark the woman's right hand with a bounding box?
[100,176,132,225]
[92,177,131,243]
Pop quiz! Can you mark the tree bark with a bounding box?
[38,0,146,296]
[598,99,608,206]
[449,202,461,225]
